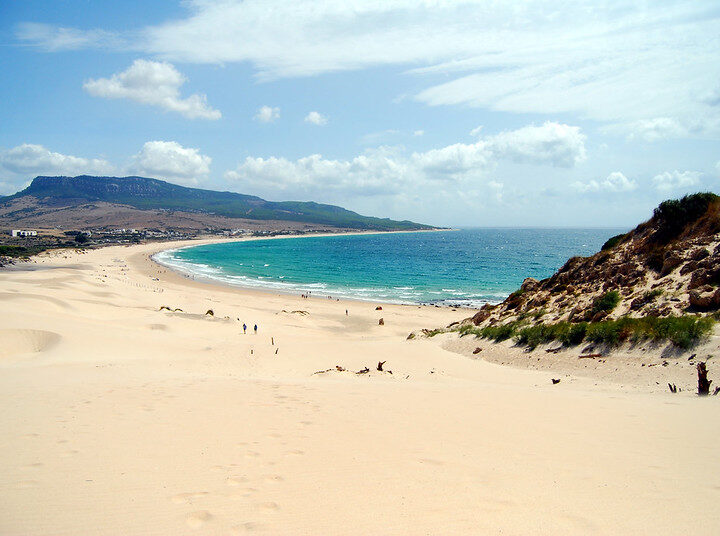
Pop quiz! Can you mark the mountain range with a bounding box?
[0,175,433,231]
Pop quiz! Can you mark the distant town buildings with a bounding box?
[11,230,37,237]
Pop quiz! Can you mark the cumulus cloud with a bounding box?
[0,143,115,177]
[255,105,280,123]
[413,130,424,137]
[652,170,701,191]
[226,122,586,196]
[484,122,586,167]
[130,141,211,185]
[304,111,327,125]
[83,59,221,120]
[573,172,637,193]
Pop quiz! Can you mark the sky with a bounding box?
[0,0,719,228]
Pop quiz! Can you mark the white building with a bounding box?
[11,230,38,237]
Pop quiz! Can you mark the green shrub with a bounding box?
[457,324,483,338]
[601,233,627,251]
[592,291,620,314]
[563,322,588,345]
[643,289,663,301]
[479,322,518,342]
[653,192,719,242]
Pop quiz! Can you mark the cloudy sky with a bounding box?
[1,0,718,227]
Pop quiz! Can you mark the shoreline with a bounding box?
[1,240,719,534]
[149,228,488,310]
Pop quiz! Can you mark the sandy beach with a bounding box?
[1,239,719,535]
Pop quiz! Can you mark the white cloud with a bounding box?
[19,2,720,129]
[605,117,689,142]
[304,111,327,125]
[83,59,221,120]
[130,141,211,185]
[484,122,586,167]
[226,121,586,197]
[652,170,701,191]
[0,143,115,177]
[573,171,637,193]
[469,126,483,137]
[255,105,280,123]
[16,22,121,51]
[413,130,424,137]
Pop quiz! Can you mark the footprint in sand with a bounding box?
[285,449,305,456]
[21,462,44,470]
[186,510,213,528]
[245,451,261,458]
[226,476,249,487]
[263,474,284,483]
[266,432,282,438]
[17,480,39,489]
[171,492,209,505]
[231,521,263,533]
[258,502,280,511]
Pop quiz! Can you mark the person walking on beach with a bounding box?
[254,324,258,334]
[243,323,247,334]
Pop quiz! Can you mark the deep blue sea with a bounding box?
[154,229,624,307]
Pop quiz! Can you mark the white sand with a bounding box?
[1,239,719,535]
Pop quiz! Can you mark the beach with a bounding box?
[1,238,719,535]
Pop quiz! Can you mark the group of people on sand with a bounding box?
[242,323,258,334]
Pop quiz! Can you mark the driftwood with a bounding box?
[377,361,386,371]
[551,378,561,384]
[356,367,370,374]
[375,306,382,310]
[579,353,602,359]
[378,318,384,325]
[697,362,712,396]
[205,309,214,316]
[713,386,720,396]
[473,347,482,354]
[668,383,678,394]
[546,347,562,354]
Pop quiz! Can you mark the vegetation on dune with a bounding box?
[591,290,620,314]
[652,192,720,242]
[453,315,714,350]
[0,244,51,258]
[600,232,628,251]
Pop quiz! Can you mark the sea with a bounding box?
[154,228,625,308]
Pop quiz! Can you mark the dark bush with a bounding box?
[601,233,627,251]
[592,291,620,314]
[653,192,719,242]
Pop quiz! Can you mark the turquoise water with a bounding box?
[155,229,623,307]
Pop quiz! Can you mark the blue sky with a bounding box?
[1,0,718,227]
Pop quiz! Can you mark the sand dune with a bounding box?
[0,329,62,358]
[1,239,719,535]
